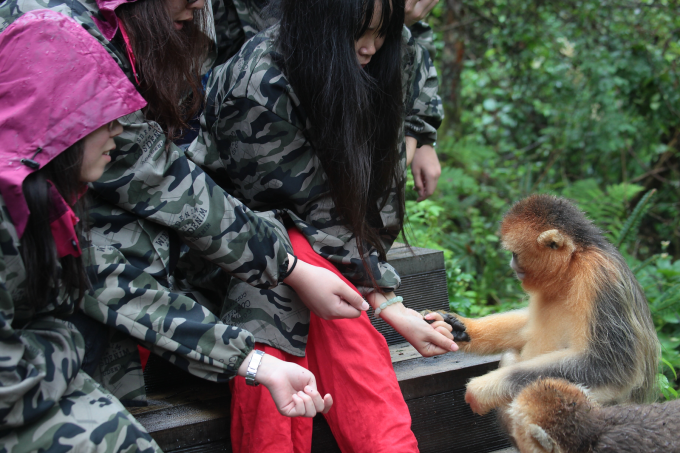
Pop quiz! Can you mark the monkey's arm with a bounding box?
[464,348,581,415]
[455,309,529,355]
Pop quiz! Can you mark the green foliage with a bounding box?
[404,0,680,399]
[633,248,680,399]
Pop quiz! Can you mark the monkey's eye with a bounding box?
[549,242,559,250]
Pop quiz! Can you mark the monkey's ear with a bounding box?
[537,229,565,250]
[528,424,556,452]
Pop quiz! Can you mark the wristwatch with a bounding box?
[245,350,265,386]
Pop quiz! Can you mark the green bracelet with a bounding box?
[373,296,403,318]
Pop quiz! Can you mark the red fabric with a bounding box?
[231,346,313,453]
[138,346,150,371]
[47,182,81,258]
[230,228,418,453]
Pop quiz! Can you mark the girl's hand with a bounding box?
[239,351,333,417]
[411,144,441,202]
[404,0,439,26]
[368,292,458,357]
[284,256,369,320]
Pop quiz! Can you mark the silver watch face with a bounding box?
[245,350,264,386]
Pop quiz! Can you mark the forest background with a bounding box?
[404,0,680,399]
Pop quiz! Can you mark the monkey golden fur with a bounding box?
[442,194,660,415]
[503,378,680,453]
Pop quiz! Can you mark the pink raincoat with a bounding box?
[0,9,146,238]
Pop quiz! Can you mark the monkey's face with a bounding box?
[501,222,576,291]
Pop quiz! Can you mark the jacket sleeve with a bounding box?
[409,21,437,60]
[0,269,84,428]
[91,111,293,290]
[403,25,444,147]
[191,92,401,293]
[82,244,254,384]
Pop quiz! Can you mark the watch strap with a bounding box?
[245,349,265,386]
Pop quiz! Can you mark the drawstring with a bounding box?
[21,147,43,169]
[118,22,140,85]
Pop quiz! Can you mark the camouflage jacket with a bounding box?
[0,0,296,402]
[0,193,85,428]
[188,25,442,356]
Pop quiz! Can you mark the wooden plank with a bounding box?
[387,243,446,275]
[409,389,511,453]
[311,388,512,453]
[393,345,501,401]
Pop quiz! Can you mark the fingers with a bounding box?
[420,0,439,19]
[423,311,445,322]
[322,393,333,414]
[413,168,426,201]
[430,320,453,332]
[287,387,328,418]
[289,392,305,417]
[433,325,454,340]
[299,390,316,417]
[439,313,471,342]
[411,145,441,202]
[422,169,439,200]
[335,283,369,312]
[329,301,362,320]
[304,385,326,414]
[426,328,459,355]
[415,166,440,202]
[404,0,439,26]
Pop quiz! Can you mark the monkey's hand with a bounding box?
[421,310,470,342]
[464,372,510,415]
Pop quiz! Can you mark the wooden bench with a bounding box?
[130,245,513,453]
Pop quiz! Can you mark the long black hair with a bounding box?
[276,0,406,277]
[20,142,90,312]
[116,0,211,142]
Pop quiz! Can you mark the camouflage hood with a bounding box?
[0,9,145,238]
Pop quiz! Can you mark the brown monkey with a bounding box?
[436,194,660,415]
[504,378,680,453]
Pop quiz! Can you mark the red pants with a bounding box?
[230,228,418,453]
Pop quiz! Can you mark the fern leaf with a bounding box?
[615,189,656,249]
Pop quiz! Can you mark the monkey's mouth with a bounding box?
[510,253,526,280]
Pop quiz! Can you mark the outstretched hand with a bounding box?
[423,310,470,342]
[368,292,459,357]
[239,351,333,417]
[284,255,368,320]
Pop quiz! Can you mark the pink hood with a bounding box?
[0,9,146,237]
[92,0,138,41]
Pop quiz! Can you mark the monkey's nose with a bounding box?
[510,253,526,280]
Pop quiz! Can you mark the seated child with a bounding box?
[0,10,159,452]
[0,10,331,453]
